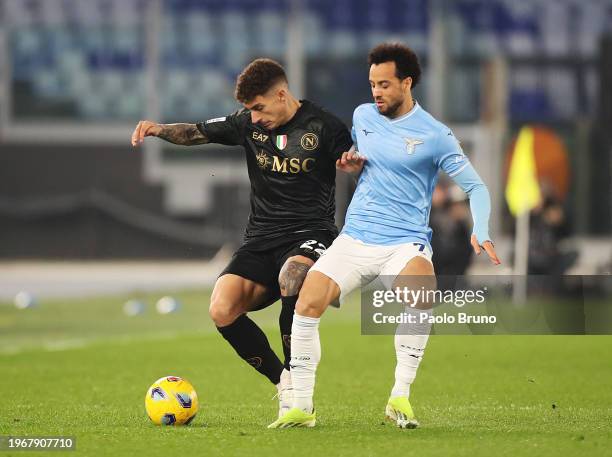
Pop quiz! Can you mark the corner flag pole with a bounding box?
[505,127,541,304]
[513,207,530,304]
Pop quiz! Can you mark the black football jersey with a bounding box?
[196,100,353,246]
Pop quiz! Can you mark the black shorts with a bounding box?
[219,230,337,310]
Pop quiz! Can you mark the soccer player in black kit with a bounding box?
[131,58,352,419]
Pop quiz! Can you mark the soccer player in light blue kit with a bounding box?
[270,43,500,429]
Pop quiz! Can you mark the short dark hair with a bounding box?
[234,58,288,103]
[368,42,421,88]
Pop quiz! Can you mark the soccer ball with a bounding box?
[145,376,199,425]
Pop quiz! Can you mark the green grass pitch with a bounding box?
[1,290,611,456]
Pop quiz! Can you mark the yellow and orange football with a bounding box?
[145,376,199,425]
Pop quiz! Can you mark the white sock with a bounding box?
[277,368,292,391]
[277,368,293,416]
[391,307,432,398]
[290,313,320,413]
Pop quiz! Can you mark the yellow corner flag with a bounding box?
[505,126,541,217]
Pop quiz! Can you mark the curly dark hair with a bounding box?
[234,58,288,103]
[368,42,421,88]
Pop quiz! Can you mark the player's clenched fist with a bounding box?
[131,120,162,147]
[336,148,367,174]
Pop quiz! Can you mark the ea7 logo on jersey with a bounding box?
[252,131,269,143]
[404,137,424,155]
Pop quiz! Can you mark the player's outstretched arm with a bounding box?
[451,165,501,265]
[336,148,366,175]
[131,121,209,147]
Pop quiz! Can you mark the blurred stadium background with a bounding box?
[0,0,611,298]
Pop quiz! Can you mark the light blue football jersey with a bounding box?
[342,101,472,247]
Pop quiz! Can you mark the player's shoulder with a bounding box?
[302,100,350,141]
[303,100,346,127]
[231,107,256,132]
[202,107,251,129]
[414,105,463,157]
[233,107,252,123]
[413,104,452,137]
[353,103,377,119]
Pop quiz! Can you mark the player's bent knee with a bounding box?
[402,255,435,276]
[394,256,436,310]
[295,297,326,318]
[294,271,339,318]
[209,298,242,327]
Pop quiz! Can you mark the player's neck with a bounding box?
[279,97,302,127]
[389,96,415,119]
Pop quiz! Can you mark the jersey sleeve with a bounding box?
[351,126,358,150]
[434,129,470,177]
[451,165,492,243]
[324,117,353,161]
[195,109,249,146]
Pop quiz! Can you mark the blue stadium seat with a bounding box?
[5,0,608,122]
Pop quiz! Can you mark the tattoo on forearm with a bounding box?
[158,123,209,145]
[279,261,311,296]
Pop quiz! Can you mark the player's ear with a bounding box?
[403,76,412,91]
[276,87,287,102]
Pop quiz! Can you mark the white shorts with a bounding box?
[309,234,433,305]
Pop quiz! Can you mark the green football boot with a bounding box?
[385,396,419,429]
[267,407,316,429]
